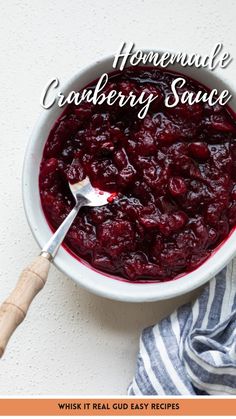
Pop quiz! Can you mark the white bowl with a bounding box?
[22,52,236,302]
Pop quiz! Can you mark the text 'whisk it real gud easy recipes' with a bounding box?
[57,401,180,411]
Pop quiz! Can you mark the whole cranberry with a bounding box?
[188,142,210,160]
[210,114,236,132]
[168,176,187,197]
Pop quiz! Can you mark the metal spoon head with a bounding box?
[69,176,115,207]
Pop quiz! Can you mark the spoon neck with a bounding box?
[41,200,86,259]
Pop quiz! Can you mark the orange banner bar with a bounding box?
[0,398,236,416]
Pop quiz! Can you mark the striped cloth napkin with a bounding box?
[128,259,236,395]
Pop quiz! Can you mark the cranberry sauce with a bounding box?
[39,68,236,281]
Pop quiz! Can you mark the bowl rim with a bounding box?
[22,50,236,302]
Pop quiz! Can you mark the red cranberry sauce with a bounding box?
[39,68,236,281]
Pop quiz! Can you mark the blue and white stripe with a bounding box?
[128,259,236,395]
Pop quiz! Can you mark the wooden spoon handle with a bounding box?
[0,255,51,357]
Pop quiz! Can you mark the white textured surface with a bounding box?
[0,0,235,395]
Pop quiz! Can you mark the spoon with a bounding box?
[0,177,114,357]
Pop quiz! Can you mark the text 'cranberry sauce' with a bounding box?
[39,68,236,282]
